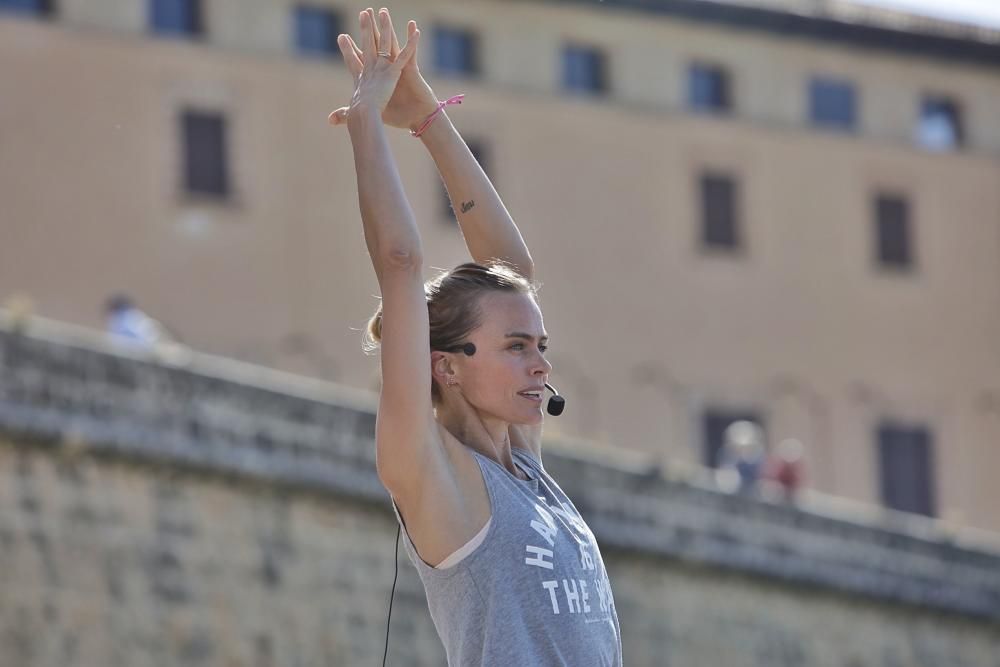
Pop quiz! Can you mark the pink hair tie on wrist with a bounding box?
[410,94,465,137]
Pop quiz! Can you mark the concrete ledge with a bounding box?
[2,313,999,621]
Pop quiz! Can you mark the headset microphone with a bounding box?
[544,383,565,416]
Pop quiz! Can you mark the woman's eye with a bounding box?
[510,343,548,353]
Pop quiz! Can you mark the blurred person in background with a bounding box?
[104,294,175,347]
[716,420,767,494]
[763,438,806,503]
[331,8,622,666]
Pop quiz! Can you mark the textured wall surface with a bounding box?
[1,317,999,667]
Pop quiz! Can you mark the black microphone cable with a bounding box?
[382,523,400,667]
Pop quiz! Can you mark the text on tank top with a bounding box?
[390,447,623,667]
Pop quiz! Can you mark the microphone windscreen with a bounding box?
[546,395,565,416]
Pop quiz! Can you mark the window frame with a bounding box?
[293,5,343,59]
[688,62,732,114]
[917,94,964,152]
[877,421,936,517]
[149,0,203,39]
[562,43,609,96]
[808,76,858,131]
[180,108,231,201]
[0,0,55,18]
[432,25,480,78]
[873,192,914,272]
[698,171,743,253]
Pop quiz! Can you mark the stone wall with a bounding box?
[1,315,999,667]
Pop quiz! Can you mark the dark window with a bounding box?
[918,96,963,151]
[181,110,229,198]
[878,422,935,517]
[442,140,489,221]
[294,5,342,58]
[433,26,478,77]
[150,0,202,37]
[875,194,913,270]
[809,77,856,130]
[563,45,607,95]
[0,0,53,17]
[703,410,764,469]
[700,173,741,251]
[688,63,731,113]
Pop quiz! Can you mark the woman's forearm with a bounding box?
[418,114,534,279]
[349,105,424,270]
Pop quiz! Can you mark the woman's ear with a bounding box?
[430,350,456,386]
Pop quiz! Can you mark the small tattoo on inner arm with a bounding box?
[460,200,476,214]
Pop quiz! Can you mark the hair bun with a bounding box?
[362,304,384,354]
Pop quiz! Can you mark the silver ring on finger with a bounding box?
[377,51,392,59]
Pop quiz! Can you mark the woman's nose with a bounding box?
[532,354,552,375]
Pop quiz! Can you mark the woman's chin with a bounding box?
[514,410,544,426]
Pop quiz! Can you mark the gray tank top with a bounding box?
[391,447,623,666]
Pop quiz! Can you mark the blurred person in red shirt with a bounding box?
[763,438,805,502]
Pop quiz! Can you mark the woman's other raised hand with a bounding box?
[329,8,439,131]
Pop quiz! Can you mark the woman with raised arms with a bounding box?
[331,8,622,665]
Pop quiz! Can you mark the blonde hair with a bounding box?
[364,260,539,402]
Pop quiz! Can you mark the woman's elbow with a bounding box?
[390,246,422,266]
[378,245,423,272]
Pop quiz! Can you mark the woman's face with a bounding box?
[459,291,552,425]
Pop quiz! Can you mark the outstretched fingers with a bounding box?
[360,9,377,64]
[402,21,419,66]
[397,24,420,68]
[369,7,388,59]
[337,33,362,78]
[347,34,363,62]
[330,11,418,126]
[379,8,401,58]
[330,31,363,125]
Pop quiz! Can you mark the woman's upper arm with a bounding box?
[373,261,439,494]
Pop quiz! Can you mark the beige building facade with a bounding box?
[2,0,1000,532]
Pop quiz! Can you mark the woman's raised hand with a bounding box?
[333,8,418,123]
[329,8,439,131]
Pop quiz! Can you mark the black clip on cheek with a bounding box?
[442,342,477,355]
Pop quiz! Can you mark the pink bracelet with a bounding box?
[410,94,465,137]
